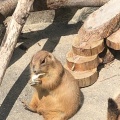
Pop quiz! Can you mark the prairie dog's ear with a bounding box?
[47,53,55,61]
[108,98,118,111]
[108,98,120,120]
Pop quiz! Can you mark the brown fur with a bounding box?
[107,95,120,120]
[25,50,81,120]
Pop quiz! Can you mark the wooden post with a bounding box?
[0,0,34,85]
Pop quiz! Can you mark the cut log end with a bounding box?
[66,50,99,71]
[72,35,105,56]
[106,29,120,50]
[65,65,98,88]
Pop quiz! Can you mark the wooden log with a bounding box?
[106,29,120,50]
[0,23,6,44]
[0,0,34,85]
[0,0,18,23]
[0,0,109,21]
[76,0,120,51]
[77,68,98,88]
[34,0,109,11]
[66,50,100,71]
[72,35,104,56]
[65,65,98,87]
[99,47,115,64]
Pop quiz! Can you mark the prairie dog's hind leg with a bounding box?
[43,111,66,120]
[37,96,66,120]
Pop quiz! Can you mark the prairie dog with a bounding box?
[24,50,81,120]
[107,94,120,120]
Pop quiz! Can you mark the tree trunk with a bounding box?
[0,0,34,85]
[74,0,120,51]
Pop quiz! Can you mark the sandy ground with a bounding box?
[1,7,120,120]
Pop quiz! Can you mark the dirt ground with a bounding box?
[1,7,120,120]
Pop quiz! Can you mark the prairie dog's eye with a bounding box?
[41,59,46,65]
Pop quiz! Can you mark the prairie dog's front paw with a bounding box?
[30,79,41,86]
[20,99,37,113]
[30,73,45,86]
[32,74,40,82]
[32,73,45,81]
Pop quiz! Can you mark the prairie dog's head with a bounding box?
[30,50,56,75]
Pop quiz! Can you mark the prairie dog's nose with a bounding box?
[32,65,39,74]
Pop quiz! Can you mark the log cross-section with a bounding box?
[0,0,34,85]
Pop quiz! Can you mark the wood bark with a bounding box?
[0,0,34,85]
[76,0,120,51]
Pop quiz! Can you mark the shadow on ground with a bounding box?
[0,66,30,120]
[9,8,83,66]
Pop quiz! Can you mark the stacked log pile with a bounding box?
[65,0,120,87]
[65,29,120,88]
[65,35,104,87]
